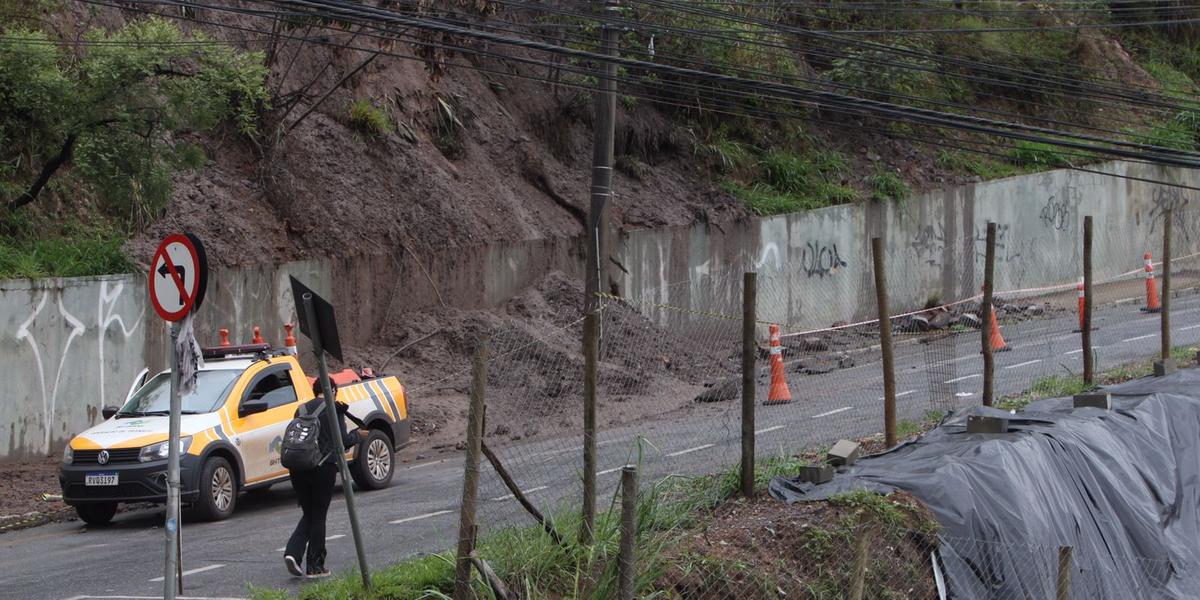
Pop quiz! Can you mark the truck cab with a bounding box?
[59,348,409,525]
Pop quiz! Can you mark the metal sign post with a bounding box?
[291,277,370,589]
[149,233,207,600]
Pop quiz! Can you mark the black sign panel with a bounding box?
[289,276,343,361]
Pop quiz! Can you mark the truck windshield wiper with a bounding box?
[114,411,144,418]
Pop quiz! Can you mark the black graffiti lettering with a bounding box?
[801,241,847,279]
[1039,194,1071,231]
[910,223,946,267]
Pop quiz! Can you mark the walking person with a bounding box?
[282,383,368,578]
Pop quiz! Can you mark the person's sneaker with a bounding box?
[284,555,303,577]
[305,567,331,579]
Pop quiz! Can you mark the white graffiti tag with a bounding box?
[17,291,86,452]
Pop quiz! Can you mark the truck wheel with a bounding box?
[351,430,394,490]
[76,502,117,526]
[195,456,237,521]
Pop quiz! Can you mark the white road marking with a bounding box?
[599,465,631,476]
[1180,324,1200,331]
[276,534,346,552]
[1004,359,1042,370]
[490,486,548,502]
[877,390,915,401]
[1064,349,1084,355]
[944,374,980,384]
[813,406,853,418]
[667,444,714,458]
[406,460,447,470]
[1123,334,1157,343]
[755,425,784,435]
[955,392,975,398]
[149,564,224,582]
[390,510,453,525]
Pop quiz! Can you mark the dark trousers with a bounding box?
[284,463,337,570]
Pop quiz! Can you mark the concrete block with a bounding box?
[1073,392,1111,410]
[966,415,1009,434]
[797,464,834,485]
[827,440,861,466]
[1154,358,1177,377]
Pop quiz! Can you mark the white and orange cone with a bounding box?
[764,324,793,405]
[1142,252,1161,313]
[283,323,298,355]
[1075,279,1085,333]
[252,325,265,345]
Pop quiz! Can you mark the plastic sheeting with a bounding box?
[769,370,1200,599]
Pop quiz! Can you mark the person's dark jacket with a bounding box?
[297,397,367,466]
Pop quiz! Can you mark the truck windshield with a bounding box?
[117,370,241,417]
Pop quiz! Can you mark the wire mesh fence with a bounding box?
[385,200,1200,598]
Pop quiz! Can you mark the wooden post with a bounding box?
[454,337,488,600]
[618,466,638,600]
[1162,208,1173,361]
[982,222,997,407]
[871,238,897,447]
[1082,216,1094,385]
[581,309,598,546]
[848,512,871,600]
[740,272,757,497]
[1056,546,1073,600]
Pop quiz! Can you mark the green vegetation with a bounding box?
[997,345,1198,411]
[937,150,1022,180]
[0,16,268,277]
[866,168,910,202]
[348,99,394,137]
[721,149,860,216]
[1007,141,1074,169]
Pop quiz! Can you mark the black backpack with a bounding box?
[280,401,328,472]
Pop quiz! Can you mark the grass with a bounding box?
[997,344,1198,411]
[348,98,394,137]
[936,149,1021,180]
[0,221,135,279]
[723,149,861,216]
[866,168,910,202]
[1007,141,1073,169]
[692,136,751,173]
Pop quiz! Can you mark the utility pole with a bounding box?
[581,0,619,547]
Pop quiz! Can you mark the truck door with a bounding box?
[230,362,301,484]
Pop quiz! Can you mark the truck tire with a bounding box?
[351,429,394,490]
[76,502,117,526]
[195,456,237,521]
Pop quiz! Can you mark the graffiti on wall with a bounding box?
[1039,188,1082,232]
[800,241,847,279]
[1148,187,1200,244]
[974,223,1022,263]
[911,223,946,267]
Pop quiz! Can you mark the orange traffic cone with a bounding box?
[252,325,265,344]
[986,305,1009,352]
[765,324,793,405]
[1075,280,1085,333]
[283,323,298,355]
[1142,252,1161,313]
[218,328,231,346]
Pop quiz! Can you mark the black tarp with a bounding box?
[769,370,1200,599]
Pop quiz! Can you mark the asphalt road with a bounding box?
[3,290,1199,600]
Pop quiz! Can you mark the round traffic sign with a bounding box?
[149,233,208,321]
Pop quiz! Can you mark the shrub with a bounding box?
[867,168,910,201]
[1008,141,1072,169]
[348,98,393,137]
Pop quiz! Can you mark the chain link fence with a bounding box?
[385,201,1200,598]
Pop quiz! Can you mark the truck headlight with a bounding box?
[139,436,192,462]
[62,445,73,465]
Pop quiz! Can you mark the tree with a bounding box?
[0,17,269,221]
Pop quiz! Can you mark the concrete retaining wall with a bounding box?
[1,160,1196,461]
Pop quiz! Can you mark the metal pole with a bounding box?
[871,238,897,447]
[454,338,488,600]
[618,465,638,600]
[1056,546,1073,600]
[1082,216,1094,385]
[740,272,757,497]
[1162,208,1173,360]
[581,310,598,546]
[580,0,618,547]
[163,322,181,600]
[303,294,371,590]
[982,223,997,407]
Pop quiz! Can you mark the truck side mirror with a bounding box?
[102,406,119,420]
[240,400,270,417]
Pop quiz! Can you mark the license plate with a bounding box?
[85,472,118,486]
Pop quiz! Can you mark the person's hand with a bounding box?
[356,429,369,441]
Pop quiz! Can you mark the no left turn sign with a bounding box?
[149,233,208,322]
